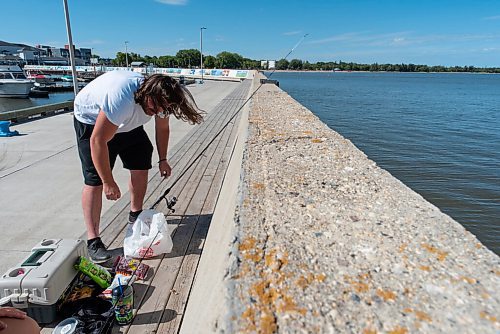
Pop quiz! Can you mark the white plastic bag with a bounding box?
[123,209,173,259]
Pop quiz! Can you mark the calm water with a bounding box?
[270,72,499,255]
[0,92,74,113]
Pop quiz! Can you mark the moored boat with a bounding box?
[0,65,34,98]
[60,75,73,82]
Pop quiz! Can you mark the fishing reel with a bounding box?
[166,196,177,213]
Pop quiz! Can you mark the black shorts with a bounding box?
[74,117,154,186]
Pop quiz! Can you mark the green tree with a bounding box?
[302,61,312,70]
[176,49,201,68]
[276,58,289,70]
[203,55,217,68]
[127,52,142,63]
[108,50,500,73]
[289,59,303,70]
[113,52,126,66]
[216,51,243,68]
[158,55,177,68]
[242,58,259,69]
[143,55,158,66]
[369,63,379,71]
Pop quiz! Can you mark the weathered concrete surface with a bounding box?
[228,75,499,333]
[180,76,253,334]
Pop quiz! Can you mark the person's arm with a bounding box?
[90,110,121,200]
[155,116,171,178]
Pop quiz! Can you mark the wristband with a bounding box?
[158,159,167,163]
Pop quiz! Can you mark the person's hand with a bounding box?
[103,181,121,200]
[0,307,26,330]
[159,160,171,178]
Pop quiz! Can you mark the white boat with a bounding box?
[0,65,34,98]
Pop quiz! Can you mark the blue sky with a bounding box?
[2,0,500,67]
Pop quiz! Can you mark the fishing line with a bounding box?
[151,33,309,209]
[100,33,309,331]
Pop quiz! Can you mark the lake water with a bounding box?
[0,91,74,113]
[269,71,499,255]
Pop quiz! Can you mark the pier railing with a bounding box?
[0,101,73,122]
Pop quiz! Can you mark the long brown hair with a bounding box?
[134,74,204,124]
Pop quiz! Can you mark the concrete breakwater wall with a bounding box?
[182,74,499,333]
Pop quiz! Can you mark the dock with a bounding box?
[1,72,498,333]
[94,79,251,333]
[0,78,252,333]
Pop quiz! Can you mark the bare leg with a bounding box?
[82,184,103,239]
[129,170,148,212]
[0,316,40,334]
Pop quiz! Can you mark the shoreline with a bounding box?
[268,69,499,74]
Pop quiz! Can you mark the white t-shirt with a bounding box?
[74,70,152,133]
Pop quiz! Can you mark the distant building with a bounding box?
[130,61,146,67]
[80,48,92,63]
[0,54,23,65]
[0,40,93,66]
[0,40,45,65]
[36,45,53,56]
[0,40,33,55]
[260,60,276,70]
[98,58,114,66]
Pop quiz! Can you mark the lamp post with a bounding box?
[62,0,79,96]
[200,27,206,84]
[125,41,129,68]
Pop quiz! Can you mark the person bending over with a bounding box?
[74,71,203,263]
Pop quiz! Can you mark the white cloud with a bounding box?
[392,37,406,44]
[308,31,411,46]
[308,30,500,50]
[483,15,500,20]
[155,0,187,5]
[308,32,364,44]
[283,31,302,36]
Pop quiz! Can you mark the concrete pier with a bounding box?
[182,73,499,333]
[1,72,498,333]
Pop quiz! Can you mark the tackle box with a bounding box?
[0,239,87,323]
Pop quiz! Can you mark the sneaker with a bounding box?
[128,210,142,223]
[88,238,112,263]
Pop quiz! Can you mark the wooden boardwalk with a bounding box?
[108,80,251,333]
[41,79,251,333]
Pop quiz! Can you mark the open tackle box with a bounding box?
[0,239,87,323]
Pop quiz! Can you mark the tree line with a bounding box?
[112,49,259,69]
[276,59,500,73]
[106,49,500,73]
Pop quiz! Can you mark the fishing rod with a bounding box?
[151,33,310,210]
[99,33,310,331]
